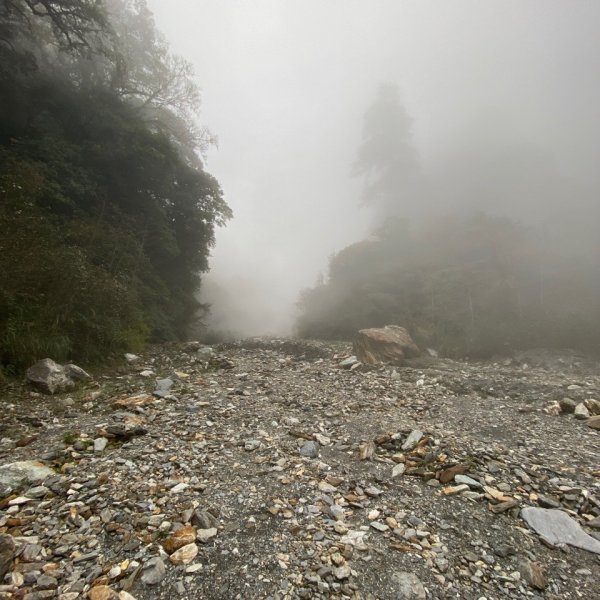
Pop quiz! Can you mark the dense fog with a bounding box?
[147,0,600,340]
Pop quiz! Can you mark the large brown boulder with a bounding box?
[353,325,420,365]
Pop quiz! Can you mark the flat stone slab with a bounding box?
[521,507,600,554]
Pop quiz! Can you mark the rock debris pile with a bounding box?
[0,340,599,599]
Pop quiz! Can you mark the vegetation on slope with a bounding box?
[0,0,231,371]
[297,85,600,357]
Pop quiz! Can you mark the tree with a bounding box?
[352,83,419,213]
[104,0,214,163]
[0,0,231,371]
[0,1,112,70]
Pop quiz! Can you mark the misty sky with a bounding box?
[146,0,600,336]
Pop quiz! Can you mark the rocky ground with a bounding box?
[0,339,599,600]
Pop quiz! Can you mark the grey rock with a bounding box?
[339,356,359,369]
[518,558,546,590]
[0,534,15,580]
[197,528,218,543]
[333,565,351,580]
[141,557,166,585]
[390,571,426,599]
[514,468,532,484]
[329,505,345,521]
[402,430,423,451]
[434,557,449,573]
[21,542,43,561]
[299,441,319,458]
[84,565,102,583]
[0,461,54,495]
[26,358,78,394]
[493,544,515,558]
[94,437,108,452]
[36,574,58,589]
[25,485,49,499]
[574,403,590,419]
[406,512,425,526]
[244,439,260,451]
[558,398,577,413]
[192,509,219,530]
[537,495,561,509]
[170,482,188,493]
[153,378,174,398]
[454,474,482,489]
[392,464,406,478]
[197,346,215,361]
[63,363,91,381]
[521,507,600,554]
[584,398,600,415]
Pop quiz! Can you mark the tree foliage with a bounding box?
[352,83,419,211]
[0,0,231,371]
[297,214,600,357]
[300,82,600,357]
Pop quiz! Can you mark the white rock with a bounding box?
[197,527,218,543]
[402,429,423,451]
[8,496,32,506]
[340,530,368,547]
[170,482,189,494]
[94,437,108,452]
[185,563,203,574]
[392,464,406,478]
